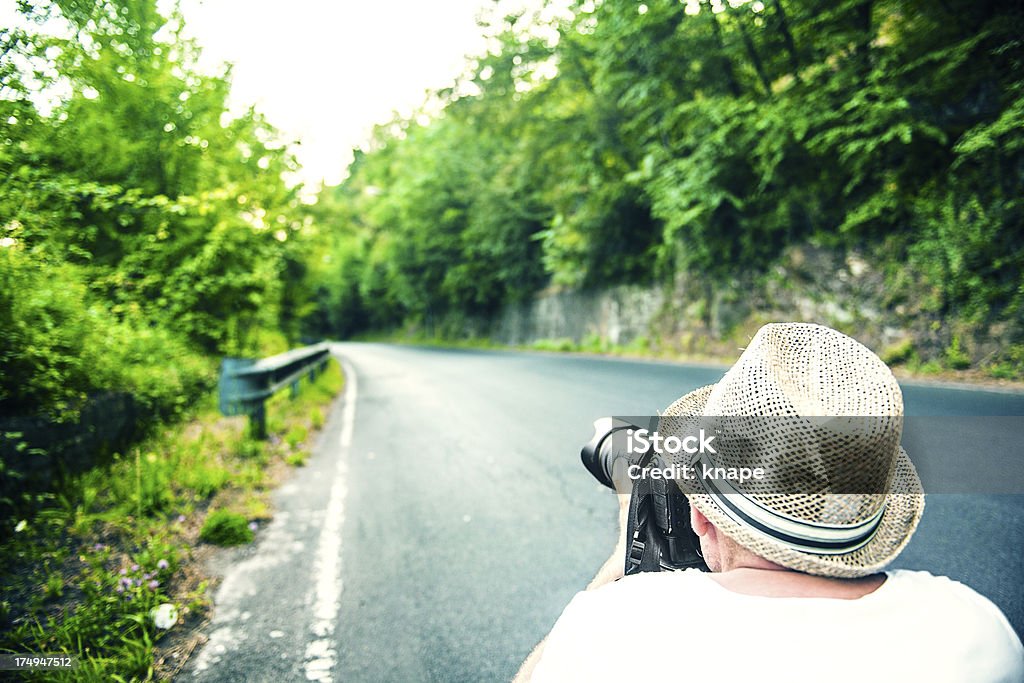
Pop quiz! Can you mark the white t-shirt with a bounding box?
[531,569,1023,683]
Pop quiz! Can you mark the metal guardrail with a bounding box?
[218,342,331,437]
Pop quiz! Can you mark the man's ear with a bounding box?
[690,504,710,537]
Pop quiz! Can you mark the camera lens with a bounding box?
[581,417,654,490]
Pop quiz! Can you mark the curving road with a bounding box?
[184,344,1024,682]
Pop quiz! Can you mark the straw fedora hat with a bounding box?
[659,323,924,578]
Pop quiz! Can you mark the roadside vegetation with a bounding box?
[0,361,342,681]
[1,0,317,424]
[365,329,1024,387]
[0,3,339,675]
[0,3,348,678]
[311,0,1023,377]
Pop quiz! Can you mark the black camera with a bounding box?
[581,417,708,574]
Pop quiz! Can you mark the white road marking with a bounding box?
[302,354,357,683]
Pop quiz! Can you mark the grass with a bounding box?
[285,450,310,467]
[0,359,343,680]
[198,510,253,546]
[530,337,577,352]
[988,346,1024,380]
[373,327,1023,384]
[284,424,308,450]
[945,335,971,370]
[880,338,917,366]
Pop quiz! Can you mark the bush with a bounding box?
[881,339,916,366]
[945,336,971,370]
[199,509,254,546]
[0,251,102,418]
[102,323,214,418]
[985,345,1024,380]
[285,450,309,467]
[284,425,308,449]
[0,249,213,420]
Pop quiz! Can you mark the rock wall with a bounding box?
[486,245,1020,368]
[494,286,665,347]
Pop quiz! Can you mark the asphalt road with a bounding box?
[184,344,1024,682]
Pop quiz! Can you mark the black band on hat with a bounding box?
[697,453,885,555]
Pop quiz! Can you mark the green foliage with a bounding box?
[531,338,577,353]
[199,509,253,546]
[945,335,972,370]
[178,461,230,500]
[236,435,266,461]
[626,336,651,353]
[880,339,917,366]
[1,0,310,420]
[0,362,342,682]
[0,248,213,419]
[286,450,309,467]
[284,424,308,450]
[580,333,609,354]
[307,0,1023,365]
[986,345,1024,380]
[0,249,106,418]
[0,528,180,682]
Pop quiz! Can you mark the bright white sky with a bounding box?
[0,0,507,186]
[0,0,561,188]
[175,0,495,187]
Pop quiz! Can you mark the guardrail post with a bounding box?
[250,401,267,439]
[219,357,265,437]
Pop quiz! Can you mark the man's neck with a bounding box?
[708,567,888,600]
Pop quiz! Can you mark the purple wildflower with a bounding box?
[176,515,186,523]
[93,543,105,552]
[148,580,160,590]
[157,559,169,570]
[248,522,258,532]
[131,564,139,572]
[119,568,127,576]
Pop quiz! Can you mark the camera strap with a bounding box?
[625,464,663,575]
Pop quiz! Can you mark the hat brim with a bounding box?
[663,384,925,579]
